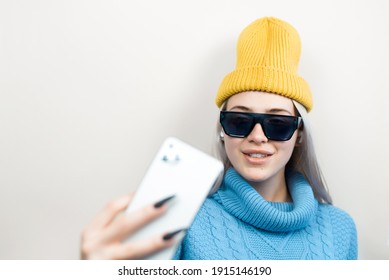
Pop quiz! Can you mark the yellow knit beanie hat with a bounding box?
[215,17,313,112]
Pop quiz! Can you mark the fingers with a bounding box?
[81,194,179,259]
[111,233,176,260]
[84,231,177,260]
[81,194,134,259]
[87,194,133,231]
[100,200,168,243]
[111,228,186,260]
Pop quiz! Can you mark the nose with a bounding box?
[246,123,268,143]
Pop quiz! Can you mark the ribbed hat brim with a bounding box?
[216,66,312,111]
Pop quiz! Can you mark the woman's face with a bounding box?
[223,91,299,188]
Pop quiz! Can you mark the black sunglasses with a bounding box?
[220,111,302,141]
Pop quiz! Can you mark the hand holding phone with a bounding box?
[125,137,224,259]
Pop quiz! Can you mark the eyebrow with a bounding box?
[228,105,294,115]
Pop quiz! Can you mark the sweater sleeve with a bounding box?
[171,242,183,260]
[329,206,358,259]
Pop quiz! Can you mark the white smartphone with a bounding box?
[124,137,224,259]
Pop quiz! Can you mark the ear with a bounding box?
[219,131,225,142]
[295,131,303,147]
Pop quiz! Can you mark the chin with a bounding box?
[237,167,271,183]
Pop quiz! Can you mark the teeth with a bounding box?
[249,153,267,158]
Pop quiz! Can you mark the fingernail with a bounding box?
[154,195,175,208]
[163,229,187,241]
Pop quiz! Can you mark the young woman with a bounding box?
[81,17,357,260]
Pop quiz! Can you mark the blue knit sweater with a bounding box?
[174,168,357,259]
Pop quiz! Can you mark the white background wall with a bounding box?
[0,0,388,259]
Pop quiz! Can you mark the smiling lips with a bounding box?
[248,153,269,158]
[243,150,273,162]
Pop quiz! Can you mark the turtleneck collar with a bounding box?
[213,168,318,232]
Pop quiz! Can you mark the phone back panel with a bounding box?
[125,137,224,259]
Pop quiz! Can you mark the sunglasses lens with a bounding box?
[221,113,253,137]
[264,116,296,141]
[221,111,299,141]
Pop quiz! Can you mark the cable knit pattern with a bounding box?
[173,168,357,260]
